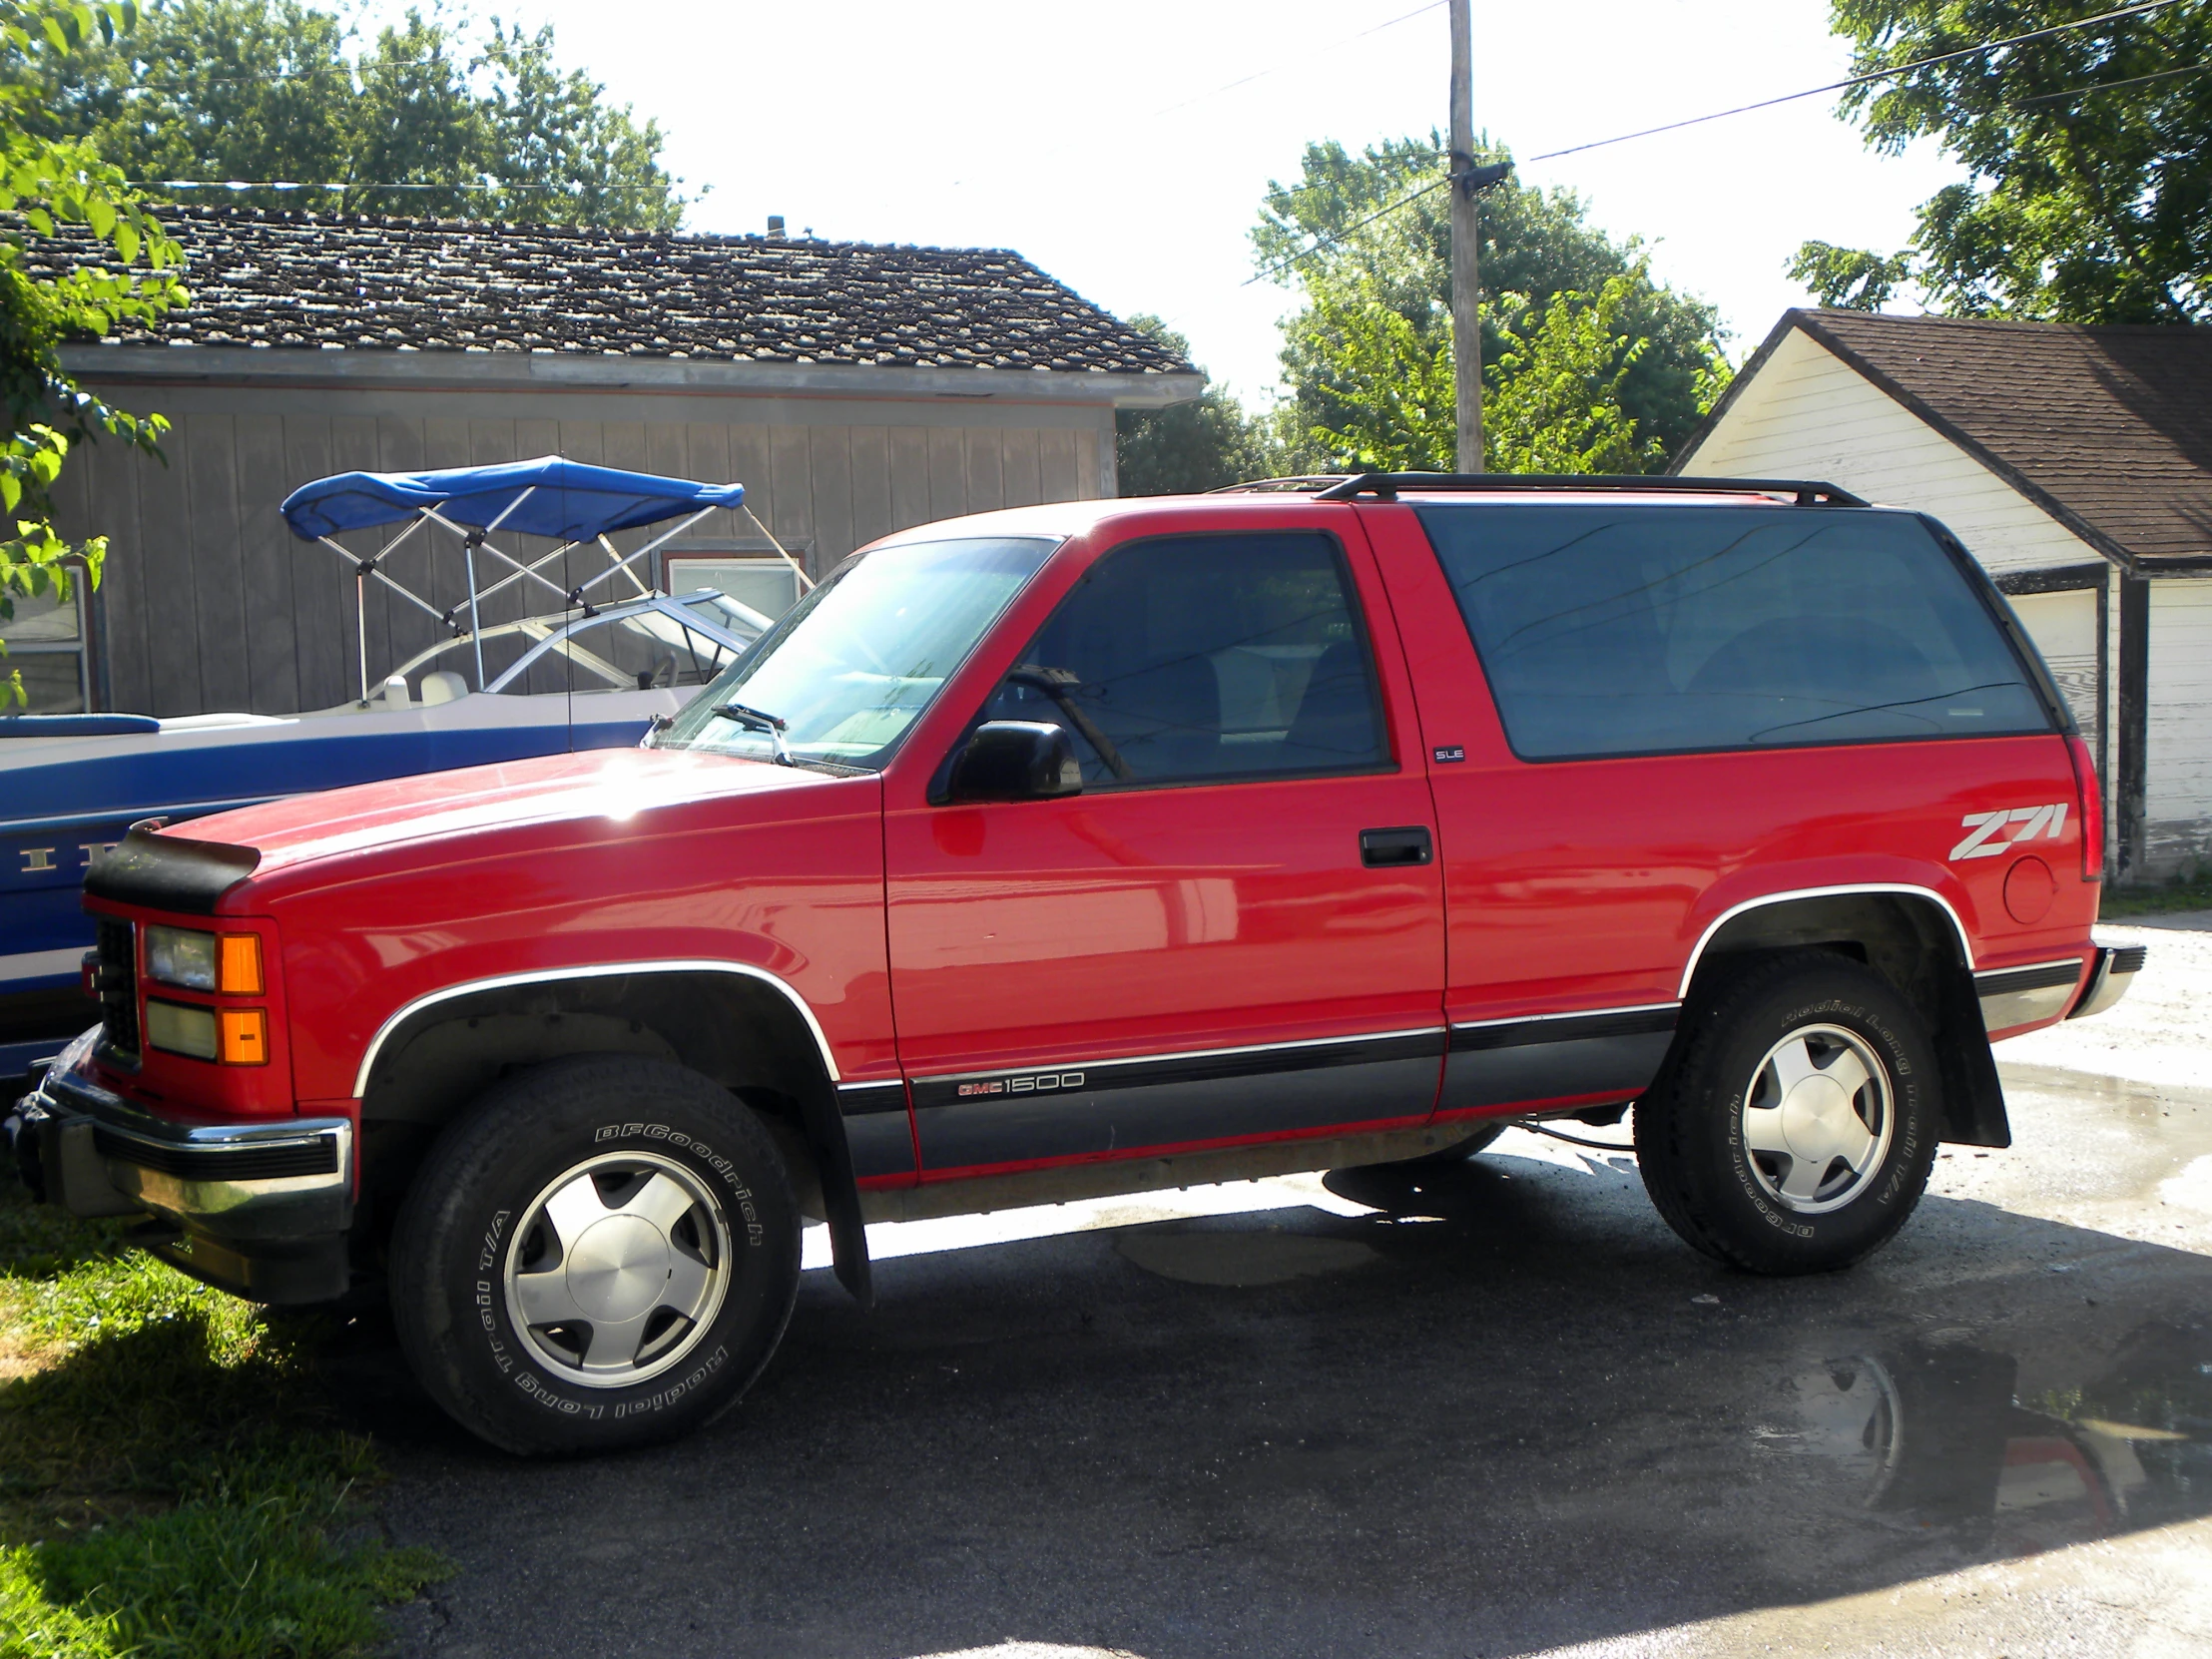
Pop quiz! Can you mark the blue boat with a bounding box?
[1,457,795,1078]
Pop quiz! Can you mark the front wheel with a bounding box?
[1634,954,1941,1275]
[389,1056,802,1454]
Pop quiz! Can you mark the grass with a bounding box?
[2101,869,2212,919]
[0,1174,449,1658]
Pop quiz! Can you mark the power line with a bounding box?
[948,0,1447,190]
[1245,0,2188,287]
[2015,53,2212,104]
[129,179,586,193]
[1526,0,2185,162]
[1146,0,1445,120]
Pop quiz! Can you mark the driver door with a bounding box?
[882,524,1447,1178]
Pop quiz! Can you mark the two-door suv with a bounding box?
[9,474,2141,1453]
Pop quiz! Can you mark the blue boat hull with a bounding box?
[1,698,672,1079]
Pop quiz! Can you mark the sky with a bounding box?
[356,0,1968,405]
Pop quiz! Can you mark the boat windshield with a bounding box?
[650,536,1059,768]
[390,590,771,697]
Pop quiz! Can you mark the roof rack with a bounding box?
[1206,475,1358,495]
[1306,472,1868,507]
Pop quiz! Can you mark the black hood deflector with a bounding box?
[83,823,261,915]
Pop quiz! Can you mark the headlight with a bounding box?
[145,925,218,991]
[145,998,219,1060]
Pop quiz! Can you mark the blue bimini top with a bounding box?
[279,456,746,544]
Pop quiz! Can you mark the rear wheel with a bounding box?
[389,1055,801,1454]
[1634,954,1940,1275]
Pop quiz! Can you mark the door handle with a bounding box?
[1360,826,1433,868]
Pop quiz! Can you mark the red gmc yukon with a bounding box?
[9,474,2142,1454]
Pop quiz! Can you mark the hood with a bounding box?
[148,747,853,898]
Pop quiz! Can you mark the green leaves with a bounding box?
[30,0,688,229]
[1485,275,1664,476]
[1256,132,1727,475]
[1113,314,1283,493]
[0,1,173,709]
[1814,0,2212,322]
[1785,241,1916,310]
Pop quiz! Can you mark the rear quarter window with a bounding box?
[1413,503,2053,760]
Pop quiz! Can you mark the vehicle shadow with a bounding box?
[346,1148,2212,1659]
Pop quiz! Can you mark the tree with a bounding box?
[22,0,686,228]
[1255,133,1727,472]
[1114,315,1285,494]
[1785,241,1914,310]
[1290,272,1671,474]
[1793,0,2212,321]
[0,1,182,708]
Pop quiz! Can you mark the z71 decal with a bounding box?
[1950,804,2068,861]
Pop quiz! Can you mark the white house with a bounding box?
[1677,307,2212,884]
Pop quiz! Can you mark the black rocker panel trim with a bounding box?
[911,1030,1444,1172]
[1971,960,2085,997]
[837,1081,916,1182]
[1441,1005,1679,1113]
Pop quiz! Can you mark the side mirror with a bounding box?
[946,721,1083,804]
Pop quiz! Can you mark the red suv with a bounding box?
[10,474,2141,1454]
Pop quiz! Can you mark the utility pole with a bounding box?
[1449,0,1482,473]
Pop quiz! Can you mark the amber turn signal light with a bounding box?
[218,1008,269,1066]
[218,934,264,995]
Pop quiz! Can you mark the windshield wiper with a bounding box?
[712,701,796,766]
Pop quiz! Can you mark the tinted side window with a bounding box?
[976,531,1389,787]
[1414,504,2052,759]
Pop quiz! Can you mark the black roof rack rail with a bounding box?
[1206,475,1358,494]
[1306,472,1868,507]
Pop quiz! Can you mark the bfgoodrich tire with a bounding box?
[389,1056,801,1455]
[1634,953,1941,1275]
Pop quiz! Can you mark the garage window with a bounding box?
[1416,504,2053,760]
[0,583,91,713]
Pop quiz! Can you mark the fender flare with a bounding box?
[355,959,874,1303]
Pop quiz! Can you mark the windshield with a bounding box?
[650,535,1059,767]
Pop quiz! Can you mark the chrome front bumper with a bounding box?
[6,1030,352,1303]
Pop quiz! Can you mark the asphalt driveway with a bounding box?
[355,918,2212,1659]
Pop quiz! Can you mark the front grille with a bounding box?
[93,1127,338,1183]
[94,917,139,1058]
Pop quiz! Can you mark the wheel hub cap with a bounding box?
[565,1215,673,1325]
[1779,1074,1857,1164]
[1741,1023,1895,1215]
[502,1153,733,1389]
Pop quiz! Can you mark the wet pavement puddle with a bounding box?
[1762,1324,2212,1551]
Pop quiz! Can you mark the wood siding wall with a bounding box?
[2148,577,2212,871]
[1683,328,2104,576]
[49,386,1112,718]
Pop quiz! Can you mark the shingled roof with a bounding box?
[1702,308,2212,571]
[35,204,1192,376]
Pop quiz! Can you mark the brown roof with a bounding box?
[32,205,1191,377]
[1688,308,2212,572]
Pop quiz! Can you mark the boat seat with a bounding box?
[418,671,470,706]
